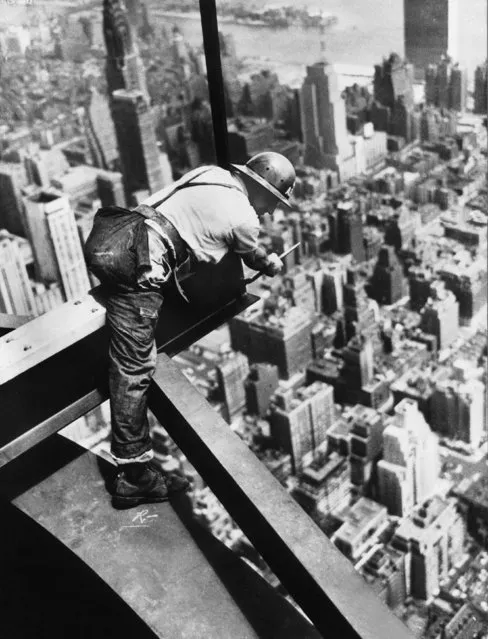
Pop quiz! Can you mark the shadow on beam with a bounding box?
[1,434,322,639]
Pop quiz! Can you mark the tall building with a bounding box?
[0,230,36,315]
[0,162,29,236]
[111,89,164,200]
[270,390,313,473]
[230,304,314,380]
[341,334,375,389]
[342,266,377,343]
[335,201,366,262]
[85,88,120,171]
[404,0,459,76]
[216,352,249,422]
[292,451,351,517]
[269,381,335,471]
[23,189,90,301]
[321,261,344,315]
[377,398,439,517]
[438,258,487,325]
[349,407,385,490]
[449,63,468,112]
[360,547,407,609]
[374,53,414,110]
[425,57,467,111]
[391,495,465,600]
[283,268,316,314]
[369,246,405,305]
[457,474,488,549]
[300,62,352,172]
[429,378,485,448]
[408,267,435,312]
[103,0,149,102]
[474,61,488,115]
[96,170,126,207]
[244,363,280,417]
[419,280,459,350]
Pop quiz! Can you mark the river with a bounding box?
[150,0,486,86]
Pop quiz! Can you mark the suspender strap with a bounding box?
[142,166,244,211]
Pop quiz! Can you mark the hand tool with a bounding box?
[243,242,301,286]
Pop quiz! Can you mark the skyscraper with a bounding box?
[391,495,465,600]
[336,201,366,262]
[111,89,164,200]
[424,57,468,112]
[85,88,120,171]
[369,245,405,305]
[419,280,459,350]
[103,0,149,102]
[342,266,377,343]
[360,547,407,609]
[474,61,488,115]
[449,63,468,112]
[96,170,126,208]
[321,261,344,315]
[341,334,375,390]
[23,189,91,301]
[373,53,414,110]
[377,398,439,517]
[269,381,335,472]
[429,378,485,448]
[300,62,352,172]
[349,407,385,490]
[216,352,249,422]
[270,390,314,473]
[0,161,29,236]
[244,363,280,417]
[231,304,314,380]
[404,0,459,76]
[0,230,36,315]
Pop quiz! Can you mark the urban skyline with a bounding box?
[0,1,487,637]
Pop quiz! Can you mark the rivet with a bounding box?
[23,345,31,351]
[74,300,82,305]
[91,308,98,313]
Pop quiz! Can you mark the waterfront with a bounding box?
[152,0,487,83]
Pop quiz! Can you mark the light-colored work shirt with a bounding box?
[153,166,261,264]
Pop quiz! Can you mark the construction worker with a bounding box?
[85,151,296,509]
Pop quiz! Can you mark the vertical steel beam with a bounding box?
[199,0,229,168]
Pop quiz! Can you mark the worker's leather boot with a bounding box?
[112,461,190,509]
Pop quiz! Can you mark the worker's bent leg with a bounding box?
[104,288,164,461]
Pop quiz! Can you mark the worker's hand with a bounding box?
[263,253,283,277]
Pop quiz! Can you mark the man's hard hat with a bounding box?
[230,151,296,208]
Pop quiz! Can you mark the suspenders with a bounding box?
[143,166,244,211]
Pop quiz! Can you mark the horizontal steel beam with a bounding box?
[148,353,415,639]
[0,253,258,467]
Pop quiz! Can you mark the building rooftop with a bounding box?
[333,497,387,547]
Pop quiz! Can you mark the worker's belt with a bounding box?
[133,203,190,302]
[134,204,189,268]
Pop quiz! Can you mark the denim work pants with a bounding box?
[104,287,164,460]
